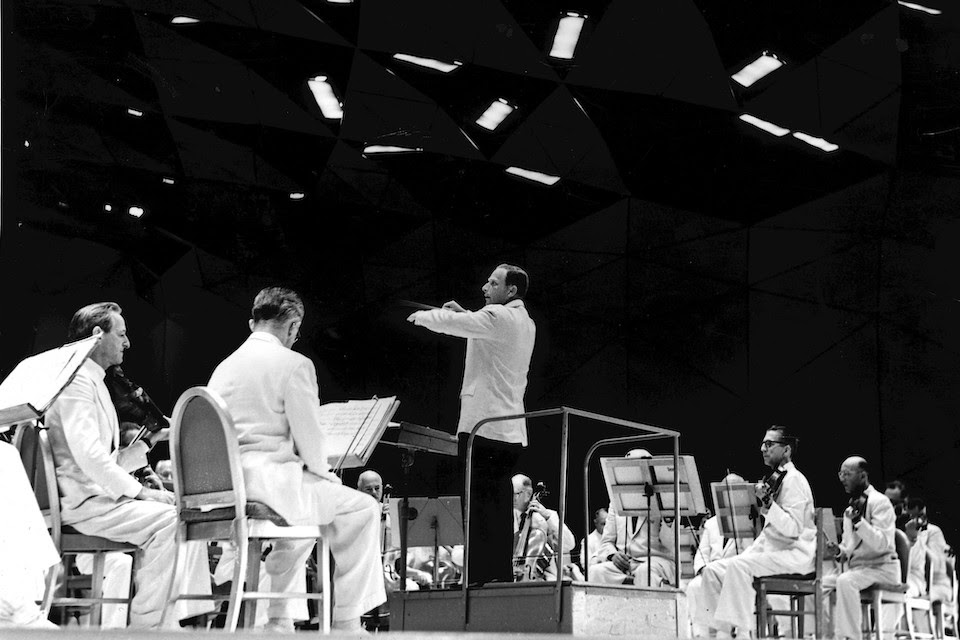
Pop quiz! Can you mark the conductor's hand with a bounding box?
[136,486,175,505]
[610,552,632,574]
[406,311,421,324]
[441,300,466,313]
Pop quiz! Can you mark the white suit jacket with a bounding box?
[693,515,753,574]
[208,332,341,526]
[412,299,535,445]
[45,359,144,524]
[743,461,816,567]
[594,506,676,564]
[839,484,896,567]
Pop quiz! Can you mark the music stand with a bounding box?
[710,481,759,554]
[389,496,463,586]
[0,335,101,433]
[600,454,707,585]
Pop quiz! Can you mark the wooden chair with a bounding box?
[13,425,137,627]
[754,507,828,639]
[860,528,913,640]
[162,386,332,633]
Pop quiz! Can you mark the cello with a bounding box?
[512,482,558,581]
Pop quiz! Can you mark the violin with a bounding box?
[104,366,168,433]
[756,468,788,508]
[513,482,558,582]
[846,492,867,525]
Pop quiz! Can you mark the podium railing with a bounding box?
[463,407,681,631]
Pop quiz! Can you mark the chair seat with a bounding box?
[756,573,818,593]
[61,528,138,553]
[864,583,909,594]
[181,501,289,525]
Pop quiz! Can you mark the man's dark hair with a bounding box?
[768,424,799,456]
[905,496,926,511]
[497,263,529,299]
[67,302,122,342]
[251,287,304,324]
[886,479,907,494]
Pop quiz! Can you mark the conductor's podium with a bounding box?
[390,581,690,637]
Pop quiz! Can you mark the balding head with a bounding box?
[626,449,652,459]
[838,456,869,495]
[357,470,384,501]
[722,472,745,484]
[512,474,533,511]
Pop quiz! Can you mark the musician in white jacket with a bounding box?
[209,287,385,632]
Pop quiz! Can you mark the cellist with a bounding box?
[511,475,575,581]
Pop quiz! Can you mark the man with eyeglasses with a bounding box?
[821,456,898,640]
[691,425,816,637]
[209,287,385,632]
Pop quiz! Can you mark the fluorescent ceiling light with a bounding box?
[104,204,113,212]
[549,13,586,60]
[732,53,784,87]
[289,192,305,200]
[739,113,790,137]
[128,206,145,218]
[476,99,516,131]
[170,16,200,24]
[897,1,942,14]
[793,131,839,152]
[162,177,175,185]
[362,145,423,155]
[326,0,353,3]
[307,76,343,120]
[126,108,143,117]
[23,140,30,148]
[392,53,463,73]
[505,166,561,186]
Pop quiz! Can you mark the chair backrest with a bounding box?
[894,528,911,583]
[33,429,64,549]
[814,507,829,580]
[169,386,246,516]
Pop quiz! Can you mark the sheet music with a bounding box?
[318,396,398,468]
[0,335,101,429]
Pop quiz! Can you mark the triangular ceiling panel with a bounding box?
[533,199,629,254]
[745,59,822,134]
[758,175,888,233]
[628,199,742,252]
[819,5,901,86]
[491,86,627,193]
[749,228,868,284]
[647,228,749,285]
[567,0,736,112]
[249,2,352,46]
[817,58,899,137]
[832,91,900,165]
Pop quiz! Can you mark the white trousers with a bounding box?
[823,561,900,640]
[265,483,385,622]
[69,499,212,629]
[590,556,675,587]
[694,547,813,632]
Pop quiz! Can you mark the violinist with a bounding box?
[512,475,576,581]
[822,456,898,640]
[904,497,952,606]
[44,302,213,629]
[591,449,676,587]
[691,425,816,637]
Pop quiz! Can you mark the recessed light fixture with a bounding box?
[739,113,790,137]
[362,145,423,156]
[170,16,200,24]
[162,177,175,185]
[104,204,113,212]
[289,192,305,201]
[793,131,840,153]
[476,98,516,131]
[897,1,942,14]
[505,166,561,186]
[127,108,144,117]
[307,76,344,120]
[23,140,30,148]
[128,206,145,218]
[732,52,784,87]
[392,53,463,73]
[549,12,587,60]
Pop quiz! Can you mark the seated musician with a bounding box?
[579,507,608,569]
[208,287,385,632]
[512,474,576,581]
[904,496,953,605]
[884,479,910,530]
[590,449,676,587]
[822,456,899,640]
[44,302,212,629]
[690,426,815,637]
[687,473,754,636]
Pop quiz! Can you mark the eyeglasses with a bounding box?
[837,470,859,479]
[760,440,785,449]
